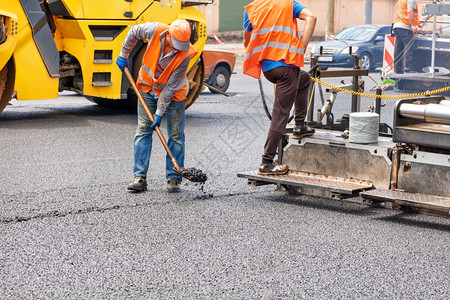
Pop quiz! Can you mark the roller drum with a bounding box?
[399,103,450,124]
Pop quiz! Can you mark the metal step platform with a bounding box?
[237,170,373,195]
[361,189,450,216]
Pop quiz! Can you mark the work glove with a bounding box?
[116,56,128,71]
[150,114,162,130]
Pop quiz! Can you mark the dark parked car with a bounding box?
[311,24,391,71]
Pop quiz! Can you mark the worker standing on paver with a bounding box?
[243,0,317,175]
[116,20,197,193]
[393,0,421,74]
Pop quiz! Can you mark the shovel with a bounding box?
[124,67,207,183]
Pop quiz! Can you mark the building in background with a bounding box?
[197,0,446,37]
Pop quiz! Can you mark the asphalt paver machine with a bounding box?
[239,96,450,217]
[239,59,450,217]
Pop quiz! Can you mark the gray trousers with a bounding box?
[393,27,416,73]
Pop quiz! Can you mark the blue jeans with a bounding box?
[133,91,185,181]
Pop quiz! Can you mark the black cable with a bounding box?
[386,124,393,133]
[258,76,272,121]
[258,76,294,123]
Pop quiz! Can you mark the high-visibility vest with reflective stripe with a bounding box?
[137,23,197,101]
[395,0,420,27]
[243,0,304,79]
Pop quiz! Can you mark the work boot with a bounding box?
[258,161,289,175]
[167,177,181,193]
[292,124,315,140]
[127,176,147,192]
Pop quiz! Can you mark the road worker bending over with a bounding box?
[243,0,317,175]
[116,20,197,193]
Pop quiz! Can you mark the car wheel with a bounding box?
[208,66,230,93]
[360,53,373,71]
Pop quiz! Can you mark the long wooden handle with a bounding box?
[123,67,181,171]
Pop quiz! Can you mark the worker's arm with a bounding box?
[243,9,252,49]
[155,56,190,116]
[407,4,419,34]
[408,7,418,34]
[119,22,159,58]
[298,8,317,50]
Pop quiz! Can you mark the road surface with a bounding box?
[1,57,449,299]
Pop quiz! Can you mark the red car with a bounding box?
[202,49,236,93]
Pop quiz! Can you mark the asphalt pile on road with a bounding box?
[180,167,207,183]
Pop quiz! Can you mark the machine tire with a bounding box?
[0,58,15,115]
[185,58,204,109]
[122,45,148,109]
[360,53,373,71]
[207,66,230,93]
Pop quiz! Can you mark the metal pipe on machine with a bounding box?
[439,100,450,106]
[399,103,450,124]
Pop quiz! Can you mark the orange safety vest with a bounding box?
[395,0,420,27]
[137,23,197,101]
[243,0,304,79]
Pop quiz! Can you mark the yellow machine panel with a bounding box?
[0,0,209,114]
[54,18,127,98]
[0,10,18,69]
[2,1,58,100]
[13,26,59,100]
[61,0,152,20]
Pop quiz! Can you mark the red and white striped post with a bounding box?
[382,35,395,79]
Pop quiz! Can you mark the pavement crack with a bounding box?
[0,205,123,224]
[1,189,273,224]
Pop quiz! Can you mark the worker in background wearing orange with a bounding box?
[116,20,197,193]
[393,0,421,73]
[243,0,317,175]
